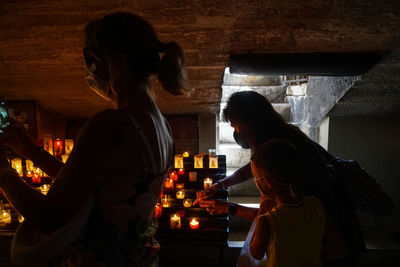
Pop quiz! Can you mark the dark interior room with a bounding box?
[0,1,399,266]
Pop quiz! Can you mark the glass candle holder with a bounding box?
[209,155,218,169]
[203,178,213,189]
[43,135,53,155]
[183,199,192,208]
[25,160,35,173]
[18,215,24,223]
[170,171,178,182]
[183,151,189,158]
[189,172,197,182]
[189,217,200,230]
[161,195,172,208]
[194,155,203,168]
[164,178,174,189]
[176,183,184,189]
[11,158,23,177]
[176,190,185,199]
[54,139,63,157]
[2,209,11,224]
[170,213,181,229]
[174,154,183,169]
[65,139,74,154]
[178,168,185,175]
[61,154,69,163]
[155,203,162,218]
[40,184,50,195]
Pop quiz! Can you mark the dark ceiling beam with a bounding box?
[229,52,386,76]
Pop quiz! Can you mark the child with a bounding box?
[249,139,325,267]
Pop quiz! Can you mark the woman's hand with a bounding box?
[193,183,221,205]
[0,119,41,160]
[198,199,229,215]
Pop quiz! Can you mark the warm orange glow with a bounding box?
[183,151,189,157]
[176,190,185,199]
[170,171,178,182]
[165,178,174,189]
[155,203,162,218]
[54,139,63,156]
[178,168,185,175]
[189,218,199,230]
[176,183,184,189]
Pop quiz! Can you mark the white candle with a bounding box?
[170,214,181,229]
[204,178,213,189]
[189,172,197,182]
[176,190,185,199]
[2,209,11,224]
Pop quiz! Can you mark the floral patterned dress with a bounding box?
[65,112,173,267]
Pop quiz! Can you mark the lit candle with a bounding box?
[203,178,213,189]
[2,209,11,224]
[164,178,174,189]
[161,195,171,208]
[32,168,41,183]
[64,139,74,154]
[183,199,192,208]
[209,155,218,168]
[18,215,24,223]
[189,218,199,230]
[183,151,189,157]
[155,203,162,218]
[53,139,63,157]
[25,160,35,173]
[178,168,185,175]
[189,172,197,182]
[11,158,23,177]
[170,214,181,229]
[194,155,203,168]
[40,184,50,195]
[170,171,178,182]
[176,183,184,189]
[174,154,183,168]
[61,154,69,163]
[176,190,185,199]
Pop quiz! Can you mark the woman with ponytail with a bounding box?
[0,12,186,266]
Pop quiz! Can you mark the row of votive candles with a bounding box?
[170,214,199,230]
[165,176,213,190]
[160,195,193,208]
[174,154,218,169]
[10,158,48,180]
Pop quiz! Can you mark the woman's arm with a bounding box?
[250,214,270,260]
[0,110,128,233]
[0,119,64,177]
[219,162,252,188]
[198,199,259,221]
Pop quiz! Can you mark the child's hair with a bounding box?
[84,12,187,95]
[251,138,300,185]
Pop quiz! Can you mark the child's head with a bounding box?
[251,139,300,198]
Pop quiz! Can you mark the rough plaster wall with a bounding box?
[287,76,358,140]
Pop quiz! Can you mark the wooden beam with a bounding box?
[229,52,386,76]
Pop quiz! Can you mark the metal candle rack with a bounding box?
[155,155,229,246]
